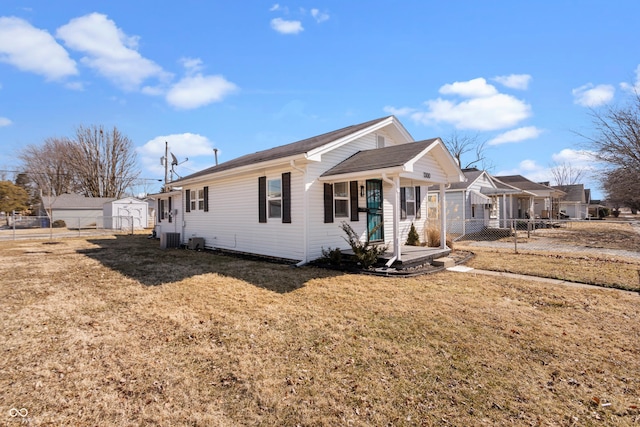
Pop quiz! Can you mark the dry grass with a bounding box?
[458,220,640,291]
[1,235,640,426]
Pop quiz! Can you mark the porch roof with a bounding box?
[320,138,438,177]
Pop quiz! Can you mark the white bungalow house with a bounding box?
[492,175,565,220]
[553,184,591,219]
[427,168,519,236]
[152,116,465,264]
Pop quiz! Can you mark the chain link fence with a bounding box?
[0,213,140,241]
[443,218,640,259]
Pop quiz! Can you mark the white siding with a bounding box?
[182,166,305,261]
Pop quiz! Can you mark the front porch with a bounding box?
[382,245,451,268]
[344,245,451,269]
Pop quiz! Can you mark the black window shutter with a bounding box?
[168,197,172,223]
[185,189,191,213]
[350,180,359,221]
[400,187,407,219]
[203,186,209,212]
[282,172,291,223]
[258,176,267,223]
[324,183,334,223]
[415,186,421,219]
[157,199,162,223]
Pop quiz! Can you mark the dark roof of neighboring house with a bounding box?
[449,169,484,190]
[175,116,393,182]
[42,194,116,209]
[553,184,586,202]
[320,138,438,177]
[494,175,558,192]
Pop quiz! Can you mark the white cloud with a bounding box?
[0,16,77,80]
[180,57,204,75]
[572,83,615,107]
[620,64,640,94]
[551,148,597,168]
[439,77,498,98]
[137,133,217,177]
[311,9,330,23]
[166,74,238,110]
[412,92,531,131]
[56,13,169,91]
[0,117,12,126]
[270,4,281,12]
[493,74,532,90]
[270,18,304,34]
[383,106,416,116]
[488,126,542,146]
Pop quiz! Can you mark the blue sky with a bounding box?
[1,1,639,198]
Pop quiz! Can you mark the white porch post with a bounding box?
[529,197,535,218]
[439,183,447,249]
[393,175,401,262]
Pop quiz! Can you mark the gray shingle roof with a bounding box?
[553,184,586,202]
[175,116,393,182]
[494,175,557,192]
[320,138,438,177]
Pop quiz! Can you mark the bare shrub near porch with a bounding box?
[425,226,453,249]
[340,221,388,269]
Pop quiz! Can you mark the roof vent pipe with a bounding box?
[213,148,219,165]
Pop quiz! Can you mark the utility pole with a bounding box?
[164,141,169,191]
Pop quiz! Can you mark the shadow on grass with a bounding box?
[78,234,341,293]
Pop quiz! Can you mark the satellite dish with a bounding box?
[170,152,178,166]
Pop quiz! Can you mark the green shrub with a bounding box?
[320,247,342,266]
[406,222,420,246]
[340,222,388,269]
[52,219,66,228]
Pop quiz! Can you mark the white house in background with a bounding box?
[103,197,149,230]
[152,116,465,264]
[492,175,565,220]
[553,184,591,219]
[42,194,116,228]
[428,168,521,235]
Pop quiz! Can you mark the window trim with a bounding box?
[267,177,282,219]
[333,181,349,218]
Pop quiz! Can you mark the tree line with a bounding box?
[0,124,139,215]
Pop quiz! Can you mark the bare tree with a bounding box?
[603,167,640,212]
[442,130,489,170]
[580,92,640,173]
[67,125,139,198]
[19,137,78,196]
[578,92,640,209]
[549,162,586,186]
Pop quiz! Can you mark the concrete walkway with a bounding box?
[446,265,640,294]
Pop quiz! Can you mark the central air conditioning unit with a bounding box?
[160,232,181,249]
[188,237,205,250]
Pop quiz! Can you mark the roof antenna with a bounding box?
[213,148,219,166]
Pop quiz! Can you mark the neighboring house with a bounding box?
[492,175,565,219]
[41,194,116,228]
[428,168,520,235]
[103,197,149,229]
[153,116,465,264]
[553,184,590,219]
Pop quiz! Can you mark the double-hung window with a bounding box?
[404,187,416,217]
[190,190,197,211]
[197,189,205,210]
[268,178,282,218]
[334,182,349,218]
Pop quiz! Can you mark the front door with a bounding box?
[366,179,384,242]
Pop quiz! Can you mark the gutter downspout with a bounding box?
[440,183,448,249]
[381,173,399,267]
[462,189,466,237]
[291,160,308,267]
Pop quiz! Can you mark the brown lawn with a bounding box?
[1,235,639,426]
